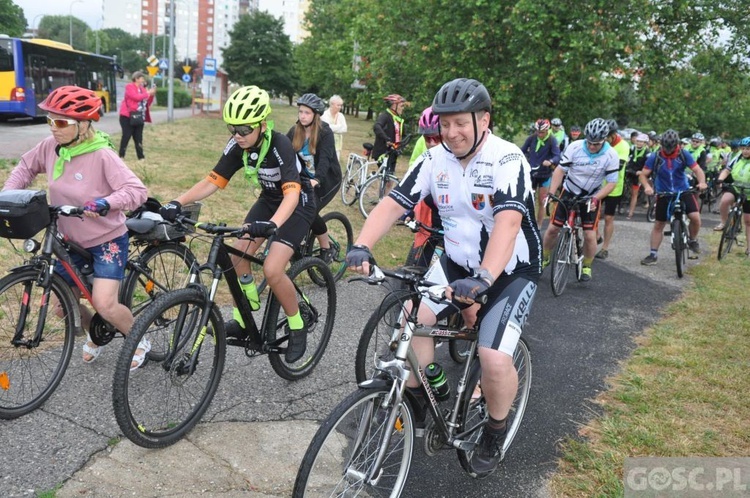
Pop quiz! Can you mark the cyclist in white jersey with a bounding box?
[347,78,541,477]
[542,118,620,281]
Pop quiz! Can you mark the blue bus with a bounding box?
[0,36,122,120]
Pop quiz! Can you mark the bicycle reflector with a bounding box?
[0,371,9,391]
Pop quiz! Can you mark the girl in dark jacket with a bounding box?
[287,93,342,261]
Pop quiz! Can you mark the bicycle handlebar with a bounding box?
[174,214,277,238]
[398,219,444,237]
[544,193,596,217]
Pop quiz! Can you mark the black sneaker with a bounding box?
[470,425,508,477]
[225,320,249,346]
[285,325,307,363]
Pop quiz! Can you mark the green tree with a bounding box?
[0,0,26,37]
[222,11,298,101]
[37,15,90,50]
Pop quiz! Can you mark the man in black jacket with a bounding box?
[373,94,407,174]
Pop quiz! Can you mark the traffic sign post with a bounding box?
[158,59,169,70]
[203,57,217,82]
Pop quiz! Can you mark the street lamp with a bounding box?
[31,14,44,35]
[69,0,83,48]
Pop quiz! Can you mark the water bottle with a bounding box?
[238,273,260,311]
[425,362,450,401]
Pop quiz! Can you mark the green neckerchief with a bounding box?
[242,120,274,187]
[387,109,404,142]
[632,146,647,161]
[535,130,550,152]
[54,130,115,180]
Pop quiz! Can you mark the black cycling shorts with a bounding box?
[602,195,622,216]
[245,197,314,249]
[654,192,699,222]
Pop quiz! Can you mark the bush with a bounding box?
[154,87,192,108]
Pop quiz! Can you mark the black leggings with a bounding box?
[119,115,145,159]
[311,190,336,237]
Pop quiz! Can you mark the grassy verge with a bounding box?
[549,238,750,497]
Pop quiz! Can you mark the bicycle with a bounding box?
[250,210,353,293]
[657,188,697,278]
[341,143,377,206]
[717,185,749,260]
[0,191,197,419]
[112,214,337,448]
[546,193,591,297]
[400,219,471,366]
[358,135,413,219]
[699,170,721,214]
[294,265,531,496]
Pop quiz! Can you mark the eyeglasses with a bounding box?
[227,124,257,136]
[46,116,78,129]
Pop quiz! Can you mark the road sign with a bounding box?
[158,59,169,70]
[181,74,191,83]
[146,66,159,77]
[182,65,191,74]
[203,57,217,78]
[147,55,158,67]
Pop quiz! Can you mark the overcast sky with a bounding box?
[17,0,104,31]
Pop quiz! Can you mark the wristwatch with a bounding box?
[473,268,495,286]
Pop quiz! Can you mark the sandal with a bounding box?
[130,337,152,372]
[471,382,482,401]
[713,224,725,231]
[82,334,101,363]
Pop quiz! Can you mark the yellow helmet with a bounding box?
[223,86,271,125]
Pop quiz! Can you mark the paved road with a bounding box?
[0,204,720,496]
[0,108,195,160]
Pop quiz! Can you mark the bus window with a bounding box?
[0,39,12,71]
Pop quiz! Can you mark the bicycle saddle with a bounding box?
[125,211,161,234]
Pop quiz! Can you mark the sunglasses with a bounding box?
[46,116,78,129]
[227,124,257,136]
[586,140,605,147]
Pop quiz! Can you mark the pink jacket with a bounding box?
[119,82,154,123]
[4,136,148,248]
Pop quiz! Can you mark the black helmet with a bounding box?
[661,129,680,153]
[605,119,618,136]
[432,78,491,114]
[296,93,325,115]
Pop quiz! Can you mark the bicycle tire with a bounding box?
[457,338,531,478]
[550,228,573,297]
[718,210,740,260]
[112,287,226,448]
[673,218,685,278]
[266,257,336,381]
[646,196,656,222]
[0,270,77,419]
[308,211,353,285]
[574,230,584,282]
[341,156,365,206]
[359,173,399,219]
[355,291,412,383]
[120,242,197,319]
[293,386,415,497]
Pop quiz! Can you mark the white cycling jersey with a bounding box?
[558,140,620,196]
[390,134,541,279]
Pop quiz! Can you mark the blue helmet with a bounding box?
[739,136,750,147]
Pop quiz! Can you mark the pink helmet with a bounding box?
[418,106,439,136]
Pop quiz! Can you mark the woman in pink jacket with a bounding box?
[4,86,150,369]
[118,71,156,160]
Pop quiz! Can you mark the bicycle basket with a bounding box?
[0,189,50,239]
[129,201,201,242]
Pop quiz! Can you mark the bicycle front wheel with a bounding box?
[309,211,353,284]
[457,338,532,478]
[293,387,415,498]
[112,287,226,448]
[121,242,197,319]
[0,270,77,419]
[646,195,656,222]
[266,257,336,380]
[359,174,399,219]
[672,219,685,278]
[718,211,740,260]
[341,156,365,206]
[550,229,573,297]
[355,291,412,383]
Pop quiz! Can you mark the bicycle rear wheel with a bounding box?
[112,287,226,448]
[672,219,686,278]
[0,270,76,419]
[355,291,412,383]
[293,386,415,498]
[121,242,197,319]
[341,156,365,206]
[718,210,740,260]
[359,174,399,219]
[550,229,573,297]
[266,257,336,380]
[309,211,353,284]
[457,338,531,478]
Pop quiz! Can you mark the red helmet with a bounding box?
[39,86,101,121]
[534,119,550,132]
[383,94,405,106]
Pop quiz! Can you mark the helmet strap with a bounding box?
[59,122,82,148]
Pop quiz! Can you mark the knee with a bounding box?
[91,291,118,317]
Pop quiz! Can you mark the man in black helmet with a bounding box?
[347,78,541,478]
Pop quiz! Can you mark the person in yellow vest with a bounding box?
[684,133,708,171]
[625,132,651,219]
[596,119,630,259]
[713,136,750,251]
